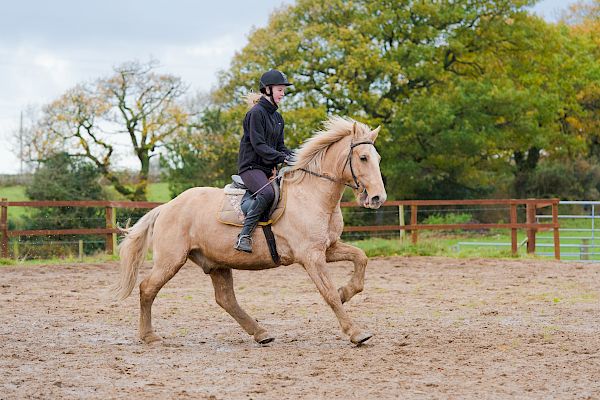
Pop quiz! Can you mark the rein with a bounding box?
[298,140,374,191]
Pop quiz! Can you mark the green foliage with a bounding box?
[21,153,107,257]
[525,158,600,199]
[208,0,600,200]
[25,153,106,201]
[422,213,472,226]
[161,107,240,197]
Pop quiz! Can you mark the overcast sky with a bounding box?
[0,0,582,174]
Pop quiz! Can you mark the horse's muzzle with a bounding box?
[367,194,386,209]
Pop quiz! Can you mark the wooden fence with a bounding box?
[0,198,560,260]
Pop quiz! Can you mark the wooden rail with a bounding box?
[340,199,561,259]
[0,198,560,260]
[0,199,161,258]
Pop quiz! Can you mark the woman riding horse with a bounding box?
[234,69,295,253]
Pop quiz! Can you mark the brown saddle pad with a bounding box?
[217,183,286,227]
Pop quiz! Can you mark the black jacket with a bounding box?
[237,97,292,175]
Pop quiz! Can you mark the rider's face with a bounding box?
[270,85,286,104]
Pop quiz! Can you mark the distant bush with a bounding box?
[18,153,107,258]
[526,158,600,200]
[422,212,472,225]
[421,212,473,234]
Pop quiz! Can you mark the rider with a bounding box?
[234,69,295,253]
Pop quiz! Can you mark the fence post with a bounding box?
[1,198,8,258]
[411,204,418,245]
[526,203,536,254]
[399,205,405,241]
[105,206,117,256]
[510,204,518,255]
[552,201,560,260]
[581,239,589,260]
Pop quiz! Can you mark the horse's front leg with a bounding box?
[326,241,368,304]
[301,252,372,345]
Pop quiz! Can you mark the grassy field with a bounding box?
[0,185,28,201]
[0,183,172,203]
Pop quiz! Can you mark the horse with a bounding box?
[112,115,387,346]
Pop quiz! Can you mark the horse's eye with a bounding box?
[360,155,368,162]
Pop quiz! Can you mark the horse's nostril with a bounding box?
[371,195,380,204]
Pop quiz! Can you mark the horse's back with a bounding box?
[152,186,224,230]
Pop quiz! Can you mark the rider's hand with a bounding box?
[284,153,297,165]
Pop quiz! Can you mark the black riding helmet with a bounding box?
[259,69,292,93]
[259,70,292,105]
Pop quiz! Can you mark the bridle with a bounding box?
[299,140,375,191]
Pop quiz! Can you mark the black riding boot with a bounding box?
[234,195,270,253]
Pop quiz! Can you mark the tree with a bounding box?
[161,100,241,197]
[561,1,600,164]
[213,0,549,198]
[212,0,600,200]
[23,60,189,201]
[22,153,107,257]
[25,152,106,202]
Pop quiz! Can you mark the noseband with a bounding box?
[299,140,375,191]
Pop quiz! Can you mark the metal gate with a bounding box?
[536,201,600,261]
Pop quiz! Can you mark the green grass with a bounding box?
[0,183,170,202]
[0,252,119,267]
[146,182,171,202]
[0,186,28,201]
[0,186,29,222]
[348,234,529,259]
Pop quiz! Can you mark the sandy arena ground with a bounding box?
[1,256,600,399]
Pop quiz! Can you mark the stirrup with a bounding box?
[234,234,253,253]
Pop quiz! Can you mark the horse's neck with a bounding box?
[289,176,345,213]
[289,141,348,212]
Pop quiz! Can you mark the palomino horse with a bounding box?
[112,116,387,345]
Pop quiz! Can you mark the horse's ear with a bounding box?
[370,125,381,142]
[352,121,359,139]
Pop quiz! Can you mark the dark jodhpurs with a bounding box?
[239,169,275,206]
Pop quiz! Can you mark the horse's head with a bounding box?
[343,122,387,209]
[292,116,387,208]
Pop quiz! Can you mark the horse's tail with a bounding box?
[111,205,163,301]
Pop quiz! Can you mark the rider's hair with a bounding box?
[244,92,262,109]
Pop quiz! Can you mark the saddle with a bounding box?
[217,169,287,227]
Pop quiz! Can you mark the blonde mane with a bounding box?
[290,116,371,178]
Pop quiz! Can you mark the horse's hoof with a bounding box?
[351,332,373,346]
[141,332,163,345]
[254,331,274,345]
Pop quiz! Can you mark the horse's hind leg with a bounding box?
[210,268,274,344]
[326,241,368,304]
[139,251,187,344]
